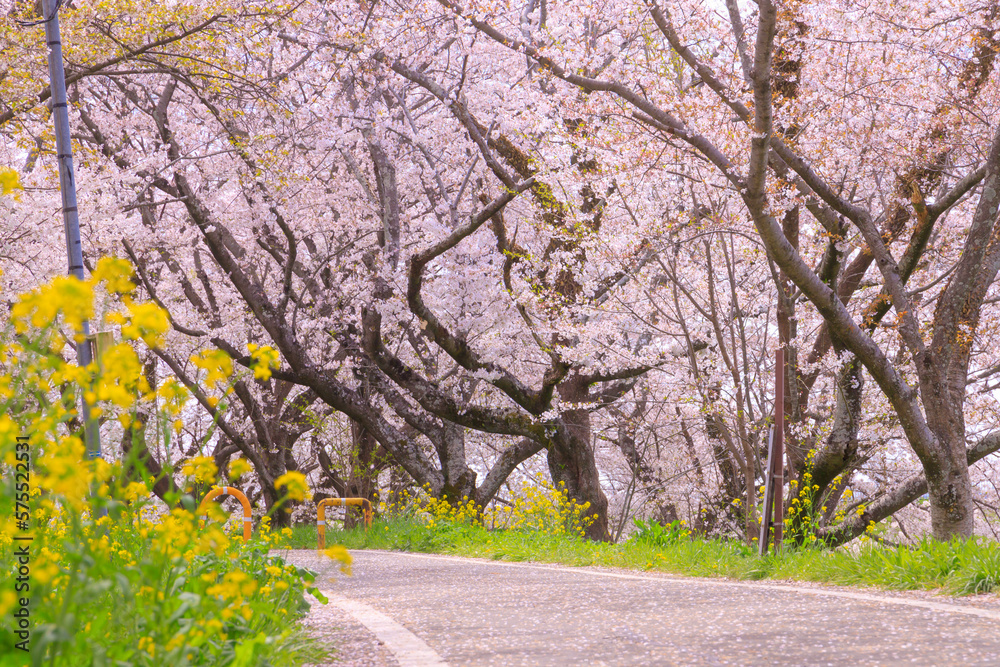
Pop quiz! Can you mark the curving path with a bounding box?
[277,549,1000,666]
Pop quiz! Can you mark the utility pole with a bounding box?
[41,0,102,463]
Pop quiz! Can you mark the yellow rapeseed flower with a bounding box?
[95,343,148,407]
[0,167,21,196]
[323,545,352,574]
[228,458,253,480]
[36,435,88,509]
[157,378,189,415]
[191,348,233,388]
[119,301,170,347]
[182,456,218,484]
[137,636,155,656]
[0,591,17,616]
[206,570,255,601]
[11,276,94,336]
[123,481,149,504]
[274,471,309,502]
[247,343,280,381]
[91,256,136,294]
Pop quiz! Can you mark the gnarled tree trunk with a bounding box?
[553,377,611,541]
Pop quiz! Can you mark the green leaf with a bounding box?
[307,586,328,604]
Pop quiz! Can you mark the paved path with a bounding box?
[277,549,1000,666]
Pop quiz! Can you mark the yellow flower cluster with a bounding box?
[323,545,353,574]
[0,591,18,617]
[191,348,234,389]
[486,475,595,538]
[157,377,190,415]
[182,455,219,484]
[37,435,89,509]
[12,276,95,339]
[422,493,481,526]
[90,256,136,294]
[275,471,309,502]
[153,508,232,559]
[379,477,595,540]
[94,342,150,407]
[784,462,820,542]
[206,570,258,602]
[228,457,253,480]
[123,481,150,504]
[110,301,170,347]
[0,166,21,196]
[247,343,280,381]
[241,514,294,549]
[783,448,866,545]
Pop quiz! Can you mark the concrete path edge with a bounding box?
[366,550,1000,621]
[322,590,448,666]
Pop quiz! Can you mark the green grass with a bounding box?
[294,517,1000,596]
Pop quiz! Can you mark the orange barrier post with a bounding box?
[317,497,373,549]
[198,486,253,543]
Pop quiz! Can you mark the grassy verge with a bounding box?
[0,503,337,667]
[287,516,1000,597]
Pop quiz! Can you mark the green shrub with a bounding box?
[629,518,691,548]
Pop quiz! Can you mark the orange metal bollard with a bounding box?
[198,486,253,543]
[317,497,372,549]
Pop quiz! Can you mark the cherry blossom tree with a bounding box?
[0,0,604,531]
[8,0,1000,544]
[425,0,1000,540]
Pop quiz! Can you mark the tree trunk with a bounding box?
[548,423,610,541]
[120,356,178,502]
[260,477,290,527]
[923,378,976,537]
[551,377,610,541]
[925,455,976,538]
[341,417,381,528]
[435,421,478,503]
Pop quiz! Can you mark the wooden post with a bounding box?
[772,348,785,550]
[758,427,775,556]
[758,348,786,556]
